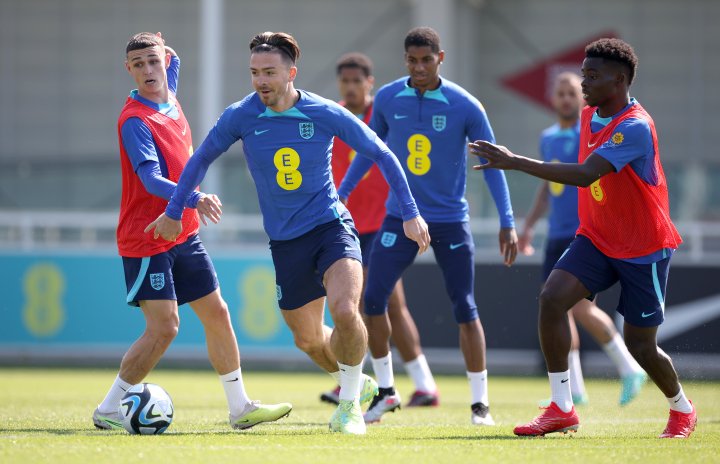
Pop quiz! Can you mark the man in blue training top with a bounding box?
[146,31,430,435]
[338,27,517,426]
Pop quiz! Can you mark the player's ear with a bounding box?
[125,60,132,75]
[438,50,445,64]
[165,52,172,69]
[367,75,375,89]
[288,65,297,81]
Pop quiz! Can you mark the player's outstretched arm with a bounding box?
[469,140,615,187]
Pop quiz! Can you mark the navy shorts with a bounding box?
[122,234,219,307]
[359,232,377,266]
[364,216,478,324]
[543,236,575,281]
[554,235,670,327]
[270,212,362,310]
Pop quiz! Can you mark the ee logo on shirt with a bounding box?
[274,147,302,190]
[407,134,431,176]
[590,179,605,204]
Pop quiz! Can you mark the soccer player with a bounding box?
[338,27,517,425]
[519,72,647,407]
[94,32,291,431]
[470,38,696,438]
[145,32,431,435]
[320,53,440,407]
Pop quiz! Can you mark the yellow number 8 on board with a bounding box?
[23,263,65,337]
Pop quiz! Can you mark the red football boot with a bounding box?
[513,402,580,437]
[406,390,440,407]
[659,402,697,438]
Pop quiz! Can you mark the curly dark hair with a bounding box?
[404,27,441,53]
[249,31,301,64]
[585,38,638,85]
[336,52,373,77]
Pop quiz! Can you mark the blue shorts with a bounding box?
[122,234,219,307]
[364,216,478,324]
[554,235,670,327]
[543,236,575,281]
[270,212,362,310]
[359,232,377,267]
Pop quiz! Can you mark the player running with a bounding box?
[94,32,291,431]
[338,27,517,425]
[320,52,440,408]
[146,32,430,435]
[470,38,696,438]
[520,72,647,407]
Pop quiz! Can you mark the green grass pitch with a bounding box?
[1,368,718,463]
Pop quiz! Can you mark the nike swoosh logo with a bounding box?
[255,129,270,135]
[344,246,355,252]
[587,141,597,148]
[120,386,127,392]
[641,311,656,318]
[393,114,408,120]
[227,377,239,382]
[561,379,569,383]
[674,398,681,403]
[449,243,464,250]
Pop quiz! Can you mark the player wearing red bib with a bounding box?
[320,53,439,408]
[470,38,695,438]
[93,32,291,432]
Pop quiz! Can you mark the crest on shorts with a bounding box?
[276,285,283,301]
[149,273,165,291]
[432,115,446,132]
[299,122,314,139]
[380,232,397,248]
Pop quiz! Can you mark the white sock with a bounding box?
[329,370,341,384]
[549,370,573,413]
[568,349,586,397]
[220,368,251,416]
[338,361,363,402]
[98,374,133,413]
[405,354,437,393]
[467,370,489,406]
[371,352,395,389]
[603,333,644,377]
[668,385,693,413]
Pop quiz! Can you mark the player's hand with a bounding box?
[499,227,518,266]
[518,228,535,256]
[403,215,431,255]
[339,196,348,206]
[196,194,223,226]
[468,140,517,171]
[144,213,182,241]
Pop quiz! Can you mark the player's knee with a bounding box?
[331,305,361,331]
[539,286,568,313]
[293,332,325,355]
[625,337,656,364]
[149,317,179,345]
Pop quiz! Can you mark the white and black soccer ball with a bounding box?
[118,383,174,435]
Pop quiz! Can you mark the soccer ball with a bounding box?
[118,383,174,435]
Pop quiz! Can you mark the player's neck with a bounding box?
[344,95,372,116]
[268,85,300,113]
[411,76,441,95]
[596,93,630,118]
[137,86,170,105]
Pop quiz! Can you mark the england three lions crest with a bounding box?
[299,122,314,139]
[432,115,446,132]
[149,273,165,291]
